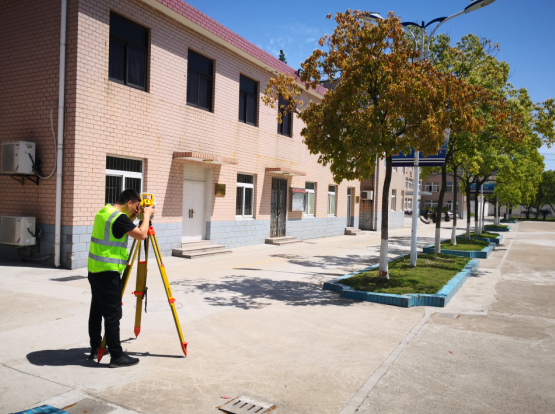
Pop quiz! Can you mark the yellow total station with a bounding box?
[138,192,155,220]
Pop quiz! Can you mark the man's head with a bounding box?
[115,189,141,217]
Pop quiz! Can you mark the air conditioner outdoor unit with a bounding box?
[0,216,36,246]
[361,190,374,200]
[1,141,36,175]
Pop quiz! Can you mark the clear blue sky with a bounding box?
[185,0,555,170]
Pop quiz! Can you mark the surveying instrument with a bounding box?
[97,193,187,362]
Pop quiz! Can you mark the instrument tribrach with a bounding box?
[97,193,187,362]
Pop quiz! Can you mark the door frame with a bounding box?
[270,177,288,238]
[181,165,212,242]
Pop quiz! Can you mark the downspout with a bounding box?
[54,0,67,268]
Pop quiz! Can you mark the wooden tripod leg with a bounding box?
[148,229,188,357]
[97,239,138,362]
[133,237,149,338]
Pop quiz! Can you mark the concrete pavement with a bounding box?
[0,219,553,413]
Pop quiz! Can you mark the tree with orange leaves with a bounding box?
[262,11,492,278]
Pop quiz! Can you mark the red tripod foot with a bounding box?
[134,327,141,337]
[181,342,188,357]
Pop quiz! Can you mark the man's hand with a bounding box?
[143,206,156,218]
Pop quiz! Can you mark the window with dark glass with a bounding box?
[277,95,292,137]
[187,50,214,111]
[239,75,258,126]
[109,12,149,90]
[105,156,143,204]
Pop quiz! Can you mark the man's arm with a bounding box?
[127,206,156,241]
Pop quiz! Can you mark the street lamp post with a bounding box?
[364,0,497,267]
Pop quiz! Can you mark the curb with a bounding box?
[423,240,495,259]
[323,255,480,308]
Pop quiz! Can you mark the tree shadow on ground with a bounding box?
[170,275,357,309]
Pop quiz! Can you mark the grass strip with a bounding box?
[516,218,555,222]
[485,224,509,229]
[470,231,499,238]
[440,238,489,251]
[339,254,471,295]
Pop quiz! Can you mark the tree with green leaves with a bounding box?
[279,49,287,63]
[262,11,488,277]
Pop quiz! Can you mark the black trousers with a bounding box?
[88,270,123,359]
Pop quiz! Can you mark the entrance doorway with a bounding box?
[347,188,352,227]
[182,166,205,242]
[270,177,287,238]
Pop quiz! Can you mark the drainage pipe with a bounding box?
[54,0,67,268]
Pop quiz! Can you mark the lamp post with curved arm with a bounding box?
[364,0,497,266]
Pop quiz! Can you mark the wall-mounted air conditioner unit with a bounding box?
[361,190,374,200]
[1,141,36,175]
[0,216,36,246]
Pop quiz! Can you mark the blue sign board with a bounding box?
[392,130,449,167]
[391,144,447,167]
[470,183,495,194]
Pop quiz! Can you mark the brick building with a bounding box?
[359,163,420,230]
[419,173,467,218]
[0,0,360,269]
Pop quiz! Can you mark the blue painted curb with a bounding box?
[322,254,480,308]
[458,233,503,245]
[485,225,511,232]
[423,240,494,259]
[12,405,70,414]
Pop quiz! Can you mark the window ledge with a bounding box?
[235,216,255,221]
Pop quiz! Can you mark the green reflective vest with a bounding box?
[88,204,129,273]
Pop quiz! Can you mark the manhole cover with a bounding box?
[51,275,87,282]
[219,395,274,414]
[63,398,115,414]
[134,301,183,312]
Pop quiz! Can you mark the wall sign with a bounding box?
[215,183,226,197]
[291,187,306,212]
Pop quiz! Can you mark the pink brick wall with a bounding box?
[70,0,359,227]
[0,0,79,226]
[1,0,359,233]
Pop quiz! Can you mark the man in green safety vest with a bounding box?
[87,189,155,368]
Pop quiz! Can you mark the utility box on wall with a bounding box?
[1,141,36,175]
[0,216,36,246]
[361,190,374,200]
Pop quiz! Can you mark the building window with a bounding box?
[425,182,439,192]
[277,95,292,137]
[405,178,414,190]
[109,12,149,91]
[239,75,258,126]
[446,182,453,192]
[105,156,143,204]
[305,182,315,216]
[236,174,254,218]
[406,198,412,210]
[424,200,439,209]
[328,185,336,216]
[187,50,213,111]
[391,190,397,211]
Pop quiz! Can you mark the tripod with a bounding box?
[97,224,187,362]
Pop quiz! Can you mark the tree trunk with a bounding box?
[379,156,392,278]
[451,171,458,245]
[474,186,480,235]
[466,186,471,239]
[434,165,447,253]
[481,196,487,233]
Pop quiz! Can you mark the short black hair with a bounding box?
[116,189,141,205]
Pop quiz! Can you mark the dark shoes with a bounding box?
[109,352,140,368]
[89,347,110,360]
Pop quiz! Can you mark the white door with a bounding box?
[182,180,205,242]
